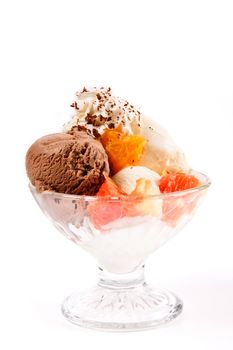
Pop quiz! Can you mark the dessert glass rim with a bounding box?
[28,169,211,202]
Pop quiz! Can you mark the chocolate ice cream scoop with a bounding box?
[26,132,109,195]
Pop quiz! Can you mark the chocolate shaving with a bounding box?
[92,128,100,138]
[70,101,78,109]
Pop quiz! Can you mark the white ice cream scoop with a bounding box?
[112,166,160,194]
[137,117,190,175]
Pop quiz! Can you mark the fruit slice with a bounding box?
[96,175,126,197]
[159,173,201,226]
[100,128,145,174]
[159,173,200,193]
[162,197,186,226]
[88,176,137,229]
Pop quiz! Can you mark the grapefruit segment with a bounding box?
[159,173,200,193]
[88,176,138,228]
[159,173,201,225]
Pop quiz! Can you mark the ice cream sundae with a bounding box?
[26,86,210,331]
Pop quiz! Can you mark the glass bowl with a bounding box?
[29,170,210,331]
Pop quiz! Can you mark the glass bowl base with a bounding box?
[61,283,183,332]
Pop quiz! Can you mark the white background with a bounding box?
[0,0,233,349]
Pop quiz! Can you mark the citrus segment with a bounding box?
[159,173,201,225]
[100,129,145,174]
[159,173,200,193]
[88,176,138,228]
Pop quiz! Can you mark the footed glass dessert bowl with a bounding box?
[30,170,210,332]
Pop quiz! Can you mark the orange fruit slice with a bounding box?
[100,128,145,174]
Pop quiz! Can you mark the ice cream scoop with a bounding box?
[112,166,160,194]
[112,166,162,217]
[138,117,189,174]
[26,132,109,195]
[64,87,141,138]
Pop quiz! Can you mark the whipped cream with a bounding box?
[64,87,141,138]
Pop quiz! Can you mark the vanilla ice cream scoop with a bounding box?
[112,166,160,194]
[138,117,189,174]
